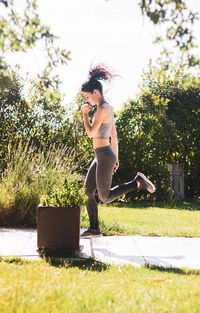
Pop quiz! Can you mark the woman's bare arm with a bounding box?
[81,105,106,138]
[110,119,119,172]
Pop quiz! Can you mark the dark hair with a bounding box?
[81,65,114,94]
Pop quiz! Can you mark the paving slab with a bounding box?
[1,228,200,269]
[78,239,92,259]
[91,236,145,266]
[0,228,39,260]
[0,228,92,260]
[133,236,200,269]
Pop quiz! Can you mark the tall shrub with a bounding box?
[115,94,178,200]
[68,92,94,175]
[141,65,200,198]
[0,140,77,226]
[116,64,200,199]
[0,69,72,171]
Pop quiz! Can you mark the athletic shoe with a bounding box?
[80,227,103,238]
[134,172,156,193]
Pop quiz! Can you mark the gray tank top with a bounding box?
[93,102,113,140]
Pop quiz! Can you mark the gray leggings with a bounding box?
[85,145,136,229]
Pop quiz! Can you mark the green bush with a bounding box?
[0,69,73,172]
[115,64,200,200]
[40,175,87,208]
[115,95,175,200]
[0,140,77,226]
[68,92,94,176]
[141,64,200,198]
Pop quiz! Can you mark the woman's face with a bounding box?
[82,90,98,106]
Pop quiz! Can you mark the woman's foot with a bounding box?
[81,227,103,238]
[134,172,156,193]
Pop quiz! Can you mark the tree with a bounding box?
[0,69,33,168]
[0,69,73,170]
[0,69,94,176]
[115,63,200,200]
[0,0,71,88]
[141,63,200,198]
[69,92,94,175]
[139,0,200,69]
[115,91,178,200]
[0,0,72,170]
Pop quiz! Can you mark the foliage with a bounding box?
[0,69,92,182]
[141,63,200,198]
[0,0,71,89]
[0,69,72,171]
[0,140,74,226]
[0,0,73,171]
[0,81,91,224]
[115,63,200,200]
[69,92,95,175]
[115,92,176,200]
[40,174,87,208]
[0,68,12,89]
[26,75,72,149]
[139,0,200,69]
[0,69,32,169]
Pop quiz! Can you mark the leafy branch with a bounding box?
[0,0,71,88]
[139,0,200,68]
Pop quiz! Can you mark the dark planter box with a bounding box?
[37,206,81,255]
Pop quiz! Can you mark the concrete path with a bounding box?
[0,228,200,269]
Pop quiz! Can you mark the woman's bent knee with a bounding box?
[99,194,111,204]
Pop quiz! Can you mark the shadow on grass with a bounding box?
[104,200,200,211]
[0,255,110,272]
[145,263,200,276]
[43,256,110,272]
[0,256,29,265]
[1,256,200,276]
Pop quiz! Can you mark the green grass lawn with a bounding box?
[81,201,200,237]
[0,257,200,313]
[1,201,200,312]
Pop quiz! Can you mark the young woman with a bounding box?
[80,65,155,238]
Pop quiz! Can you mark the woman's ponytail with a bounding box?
[81,64,114,94]
[88,65,113,82]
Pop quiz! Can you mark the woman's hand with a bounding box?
[113,160,119,174]
[81,104,92,114]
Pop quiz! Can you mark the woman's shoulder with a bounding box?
[100,101,113,111]
[97,102,113,122]
[102,100,109,107]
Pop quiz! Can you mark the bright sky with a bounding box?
[38,0,162,110]
[6,0,199,111]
